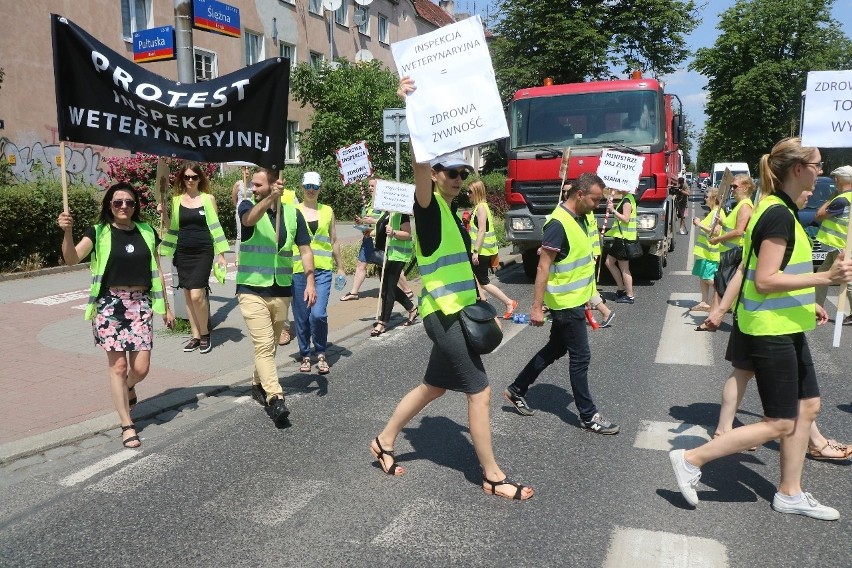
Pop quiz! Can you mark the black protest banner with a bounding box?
[51,14,289,169]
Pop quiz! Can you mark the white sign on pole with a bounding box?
[336,141,373,185]
[596,149,645,193]
[801,70,852,147]
[391,16,508,162]
[373,179,415,214]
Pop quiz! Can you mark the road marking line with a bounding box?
[203,479,328,526]
[24,290,89,306]
[654,293,712,366]
[685,224,696,272]
[372,498,471,561]
[634,420,711,451]
[604,526,728,568]
[88,453,173,494]
[59,449,139,487]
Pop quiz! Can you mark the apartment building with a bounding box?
[0,0,458,185]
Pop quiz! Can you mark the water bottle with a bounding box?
[513,313,529,324]
[335,274,347,291]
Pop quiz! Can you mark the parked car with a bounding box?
[798,176,836,266]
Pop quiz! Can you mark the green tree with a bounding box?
[490,0,699,103]
[692,0,852,171]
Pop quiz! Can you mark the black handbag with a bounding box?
[714,247,743,298]
[369,213,389,266]
[458,299,503,355]
[625,240,643,259]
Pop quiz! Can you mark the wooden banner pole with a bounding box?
[59,141,69,214]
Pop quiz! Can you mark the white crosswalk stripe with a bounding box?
[654,293,713,366]
[604,527,729,567]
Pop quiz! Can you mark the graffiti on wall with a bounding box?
[0,138,109,186]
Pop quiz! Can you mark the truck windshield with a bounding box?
[511,90,662,149]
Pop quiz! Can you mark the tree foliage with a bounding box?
[692,0,852,171]
[489,0,699,103]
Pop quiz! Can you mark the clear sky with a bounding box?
[455,0,852,160]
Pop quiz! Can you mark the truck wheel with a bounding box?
[668,236,675,252]
[643,254,664,280]
[522,249,539,281]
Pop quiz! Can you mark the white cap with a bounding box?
[829,165,852,180]
[302,171,321,186]
[429,150,473,171]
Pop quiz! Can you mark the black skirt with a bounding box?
[175,244,214,290]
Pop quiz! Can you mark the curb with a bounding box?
[0,262,91,283]
[0,313,379,465]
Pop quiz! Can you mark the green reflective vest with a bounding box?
[815,192,850,250]
[544,206,596,310]
[236,204,298,287]
[294,203,333,273]
[468,202,499,256]
[693,209,725,262]
[85,223,165,320]
[387,212,414,263]
[585,211,601,257]
[737,195,815,336]
[416,193,478,318]
[605,193,637,240]
[719,198,753,252]
[159,194,229,257]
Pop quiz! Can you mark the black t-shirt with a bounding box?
[413,196,471,258]
[749,191,798,270]
[235,200,310,297]
[177,205,214,248]
[84,224,161,292]
[541,204,586,263]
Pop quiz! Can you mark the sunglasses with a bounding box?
[111,199,136,208]
[303,184,319,190]
[184,174,200,181]
[730,184,739,190]
[440,168,470,180]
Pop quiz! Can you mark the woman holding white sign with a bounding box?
[369,76,533,502]
[604,189,637,303]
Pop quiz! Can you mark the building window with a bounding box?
[335,1,348,26]
[356,7,370,36]
[286,121,300,162]
[378,14,389,44]
[121,0,151,41]
[279,42,296,67]
[194,49,218,82]
[308,0,323,15]
[244,30,264,66]
[309,51,325,69]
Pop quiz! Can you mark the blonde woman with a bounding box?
[690,188,725,312]
[467,180,517,319]
[159,162,228,354]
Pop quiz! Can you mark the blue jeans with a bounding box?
[292,269,331,357]
[509,306,597,421]
[358,236,374,263]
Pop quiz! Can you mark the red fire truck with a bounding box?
[503,76,684,280]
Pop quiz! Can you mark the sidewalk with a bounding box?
[0,225,518,463]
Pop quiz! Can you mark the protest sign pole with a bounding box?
[275,170,284,245]
[155,157,170,235]
[831,212,852,347]
[558,148,571,191]
[596,188,613,283]
[59,141,69,213]
[375,215,389,322]
[395,115,402,182]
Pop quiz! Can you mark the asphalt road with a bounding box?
[1,192,851,567]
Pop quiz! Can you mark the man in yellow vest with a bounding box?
[237,168,317,427]
[503,173,620,434]
[814,165,852,324]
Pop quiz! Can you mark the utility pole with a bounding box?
[174,0,195,84]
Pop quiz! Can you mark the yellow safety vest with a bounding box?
[416,193,478,318]
[387,212,414,263]
[815,192,850,250]
[469,202,499,256]
[694,209,725,262]
[544,206,596,310]
[294,203,333,273]
[585,211,601,257]
[720,198,753,252]
[85,223,165,320]
[605,194,637,240]
[737,195,815,336]
[236,204,298,287]
[159,194,229,257]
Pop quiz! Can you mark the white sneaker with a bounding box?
[669,449,700,506]
[772,492,839,521]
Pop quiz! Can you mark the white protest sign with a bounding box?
[596,149,645,194]
[373,179,415,214]
[802,70,852,148]
[391,16,508,161]
[336,141,373,185]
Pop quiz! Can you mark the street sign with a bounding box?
[132,26,176,63]
[193,0,240,38]
[383,108,409,142]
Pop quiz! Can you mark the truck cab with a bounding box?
[503,78,683,280]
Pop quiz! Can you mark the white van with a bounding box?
[712,162,750,187]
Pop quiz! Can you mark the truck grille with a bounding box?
[512,181,563,215]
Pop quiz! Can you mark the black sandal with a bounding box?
[340,292,360,301]
[482,475,533,501]
[371,437,403,476]
[128,386,137,408]
[370,322,386,337]
[121,424,141,448]
[403,307,419,326]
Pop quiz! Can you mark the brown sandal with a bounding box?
[316,354,330,375]
[808,440,852,461]
[278,329,292,346]
[299,356,312,373]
